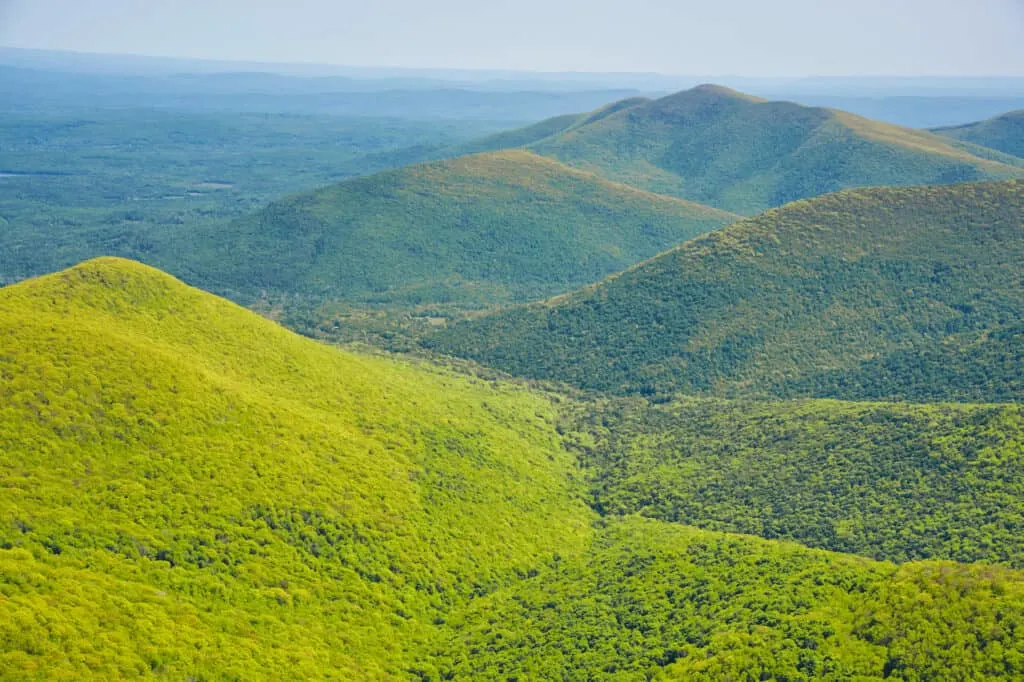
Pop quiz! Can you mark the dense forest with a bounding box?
[3,49,1024,680]
[520,85,1024,214]
[0,109,509,285]
[428,180,1024,403]
[2,259,1023,679]
[933,109,1024,158]
[570,397,1024,566]
[177,150,736,307]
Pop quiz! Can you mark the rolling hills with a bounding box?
[4,258,1024,679]
[485,84,1024,214]
[178,149,737,307]
[934,109,1024,159]
[426,180,1024,402]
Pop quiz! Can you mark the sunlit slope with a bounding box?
[2,259,1024,679]
[0,257,592,678]
[572,396,1024,567]
[933,109,1024,159]
[447,96,652,156]
[427,180,1024,402]
[183,149,737,306]
[436,516,1024,680]
[523,85,1024,214]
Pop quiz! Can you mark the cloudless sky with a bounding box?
[1,0,1022,75]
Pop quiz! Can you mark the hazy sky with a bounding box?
[1,0,1022,75]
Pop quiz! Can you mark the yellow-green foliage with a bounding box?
[3,258,1024,680]
[0,257,592,678]
[435,517,1024,680]
[573,396,1024,566]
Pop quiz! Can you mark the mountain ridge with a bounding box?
[472,85,1024,214]
[933,108,1024,159]
[178,149,738,307]
[426,180,1024,402]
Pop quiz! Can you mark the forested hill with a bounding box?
[177,149,737,307]
[426,180,1024,402]
[3,257,1024,679]
[933,109,1024,159]
[488,84,1024,214]
[0,256,593,677]
[571,396,1024,567]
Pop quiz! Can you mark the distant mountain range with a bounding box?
[162,87,1023,316]
[4,47,1024,126]
[3,45,1024,678]
[484,85,1024,214]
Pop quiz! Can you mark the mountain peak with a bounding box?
[7,256,204,320]
[687,83,765,101]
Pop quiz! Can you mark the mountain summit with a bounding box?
[493,85,1024,214]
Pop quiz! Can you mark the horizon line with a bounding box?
[2,45,1023,81]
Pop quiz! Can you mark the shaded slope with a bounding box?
[933,109,1024,158]
[526,85,1024,214]
[183,150,737,306]
[2,259,1024,679]
[427,181,1024,402]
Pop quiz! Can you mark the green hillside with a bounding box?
[179,149,737,307]
[572,397,1024,566]
[514,85,1024,214]
[934,109,1024,159]
[426,180,1024,402]
[3,259,1024,679]
[0,257,593,678]
[447,96,652,156]
[444,112,585,155]
[437,516,1024,681]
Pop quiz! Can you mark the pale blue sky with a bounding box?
[1,0,1022,75]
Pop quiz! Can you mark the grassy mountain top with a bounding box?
[426,180,1024,403]
[180,150,737,309]
[514,85,1024,214]
[933,109,1024,158]
[3,258,1024,679]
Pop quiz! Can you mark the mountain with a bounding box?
[933,109,1024,158]
[3,258,1024,679]
[0,257,592,678]
[447,96,654,155]
[426,180,1024,402]
[489,84,1024,214]
[180,150,737,307]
